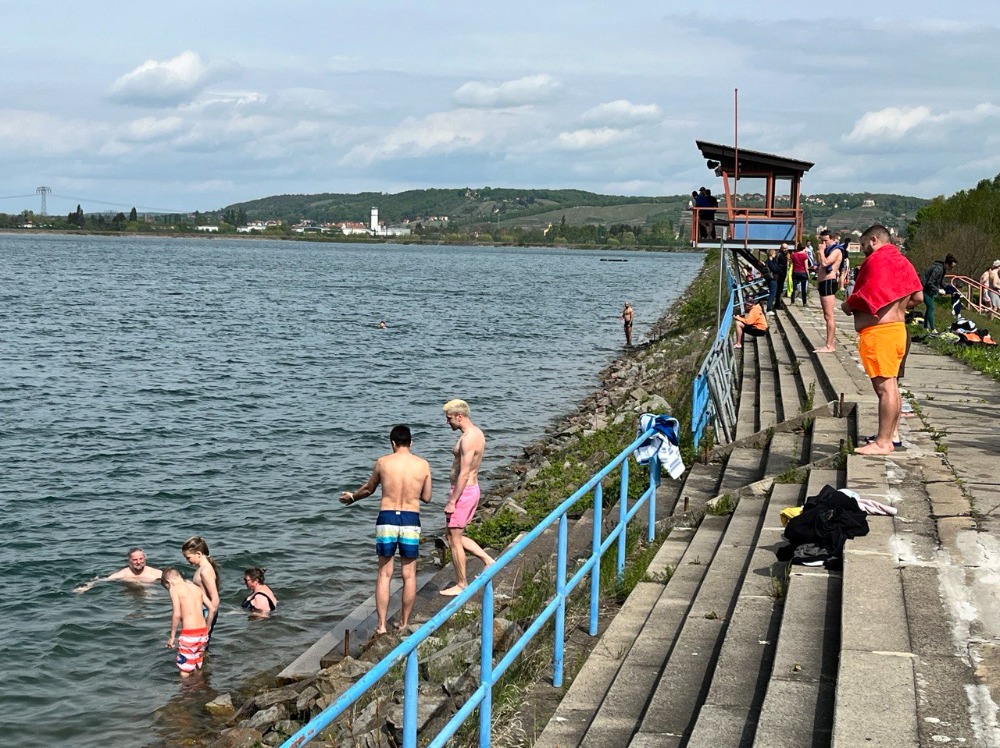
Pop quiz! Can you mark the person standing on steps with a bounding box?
[766,246,787,313]
[340,424,432,635]
[842,224,923,455]
[621,302,634,346]
[440,399,494,596]
[789,242,811,305]
[814,230,843,353]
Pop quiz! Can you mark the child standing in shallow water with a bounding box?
[161,568,210,676]
[181,537,220,642]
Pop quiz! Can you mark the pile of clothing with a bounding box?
[950,318,997,346]
[775,485,895,570]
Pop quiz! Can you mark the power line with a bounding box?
[0,194,37,201]
[51,193,191,214]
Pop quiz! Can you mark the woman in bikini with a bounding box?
[242,567,277,615]
[181,536,221,642]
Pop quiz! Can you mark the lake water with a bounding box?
[0,233,701,746]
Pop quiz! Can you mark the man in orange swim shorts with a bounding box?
[842,224,923,455]
[440,399,495,596]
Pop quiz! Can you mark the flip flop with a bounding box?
[865,435,903,448]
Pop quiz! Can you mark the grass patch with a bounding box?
[911,322,1000,382]
[706,493,736,516]
[774,465,807,484]
[801,381,816,413]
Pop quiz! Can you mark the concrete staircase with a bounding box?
[535,298,1000,748]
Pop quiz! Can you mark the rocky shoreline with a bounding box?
[199,254,718,748]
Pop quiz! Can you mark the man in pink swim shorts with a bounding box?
[440,399,495,596]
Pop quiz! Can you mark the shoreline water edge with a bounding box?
[159,250,720,747]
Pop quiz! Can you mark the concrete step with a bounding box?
[673,461,724,518]
[751,467,842,748]
[533,524,700,748]
[736,339,760,438]
[832,454,923,747]
[685,484,805,747]
[783,304,868,404]
[770,311,806,419]
[807,415,849,470]
[763,431,804,479]
[573,515,731,748]
[718,447,767,496]
[774,307,833,406]
[628,484,772,743]
[755,332,779,432]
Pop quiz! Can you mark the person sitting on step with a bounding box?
[733,298,768,349]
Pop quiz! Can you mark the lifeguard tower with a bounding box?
[690,140,813,249]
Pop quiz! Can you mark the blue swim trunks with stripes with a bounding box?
[375,510,421,559]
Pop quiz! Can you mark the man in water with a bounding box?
[74,547,162,592]
[814,229,843,353]
[340,424,432,634]
[621,302,634,346]
[379,320,387,329]
[161,567,210,677]
[440,399,494,596]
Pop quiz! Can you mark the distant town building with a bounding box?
[196,225,219,232]
[862,198,876,207]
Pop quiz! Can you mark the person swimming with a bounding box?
[241,567,277,614]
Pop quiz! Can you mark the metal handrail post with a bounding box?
[404,649,418,746]
[647,455,659,543]
[478,580,494,745]
[617,459,629,581]
[589,483,603,636]
[552,515,568,688]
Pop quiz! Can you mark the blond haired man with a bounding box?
[440,399,494,596]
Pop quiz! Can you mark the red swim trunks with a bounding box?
[446,484,481,529]
[176,627,209,673]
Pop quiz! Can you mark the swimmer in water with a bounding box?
[161,567,210,677]
[241,567,277,615]
[74,547,162,593]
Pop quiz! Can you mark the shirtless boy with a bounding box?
[440,399,494,596]
[161,567,210,676]
[75,547,162,593]
[814,230,843,353]
[341,424,432,634]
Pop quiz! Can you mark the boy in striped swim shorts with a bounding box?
[341,424,432,634]
[161,568,210,676]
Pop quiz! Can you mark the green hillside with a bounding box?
[222,188,928,237]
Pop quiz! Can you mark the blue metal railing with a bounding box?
[692,286,736,449]
[283,428,662,748]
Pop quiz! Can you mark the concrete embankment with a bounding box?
[196,253,719,747]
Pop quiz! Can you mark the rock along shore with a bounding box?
[197,253,717,748]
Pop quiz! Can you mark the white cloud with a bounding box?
[0,109,106,156]
[109,51,211,107]
[844,103,1000,147]
[453,74,559,108]
[343,108,531,165]
[844,106,934,143]
[556,127,628,150]
[582,99,661,125]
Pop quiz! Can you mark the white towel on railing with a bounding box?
[632,414,685,479]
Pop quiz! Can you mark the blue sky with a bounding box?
[2,1,999,216]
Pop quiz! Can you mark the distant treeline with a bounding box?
[907,173,1000,276]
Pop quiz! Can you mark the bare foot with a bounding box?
[483,556,496,568]
[854,440,895,455]
[733,344,742,349]
[813,346,835,353]
[393,620,407,633]
[439,584,466,597]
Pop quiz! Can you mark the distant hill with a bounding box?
[223,188,929,236]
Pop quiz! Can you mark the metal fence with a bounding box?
[282,428,663,748]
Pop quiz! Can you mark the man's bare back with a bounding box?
[848,295,910,332]
[372,450,432,512]
[172,580,209,630]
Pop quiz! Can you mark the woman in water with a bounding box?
[242,567,277,615]
[181,536,220,640]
